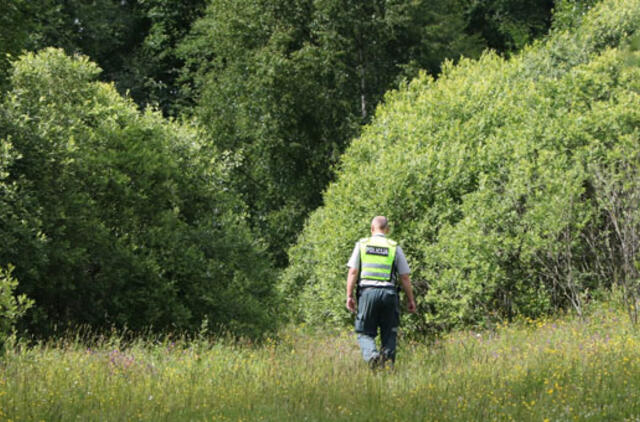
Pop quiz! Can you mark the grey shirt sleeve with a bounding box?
[347,242,360,268]
[395,245,410,275]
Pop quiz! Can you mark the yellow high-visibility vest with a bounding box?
[359,236,397,283]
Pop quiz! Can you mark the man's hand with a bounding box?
[346,296,357,313]
[407,298,417,313]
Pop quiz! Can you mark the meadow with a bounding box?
[2,302,640,422]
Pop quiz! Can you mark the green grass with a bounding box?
[2,304,640,421]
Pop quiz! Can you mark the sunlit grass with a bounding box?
[2,303,640,421]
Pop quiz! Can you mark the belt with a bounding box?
[359,279,395,287]
[360,285,397,293]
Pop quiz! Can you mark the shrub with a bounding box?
[282,0,640,334]
[1,49,278,337]
[0,265,33,352]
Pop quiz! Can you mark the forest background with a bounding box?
[1,0,639,342]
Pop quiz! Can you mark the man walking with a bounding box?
[346,216,416,368]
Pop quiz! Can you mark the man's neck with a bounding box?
[372,232,386,237]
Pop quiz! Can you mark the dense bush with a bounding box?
[282,0,640,334]
[0,49,278,337]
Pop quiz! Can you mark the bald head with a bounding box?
[371,216,389,234]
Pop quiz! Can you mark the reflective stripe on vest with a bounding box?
[359,236,397,283]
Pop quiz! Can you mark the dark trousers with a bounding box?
[355,287,399,363]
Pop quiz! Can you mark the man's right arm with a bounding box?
[346,267,359,313]
[395,246,416,313]
[346,242,361,313]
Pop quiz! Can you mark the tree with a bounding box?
[0,0,38,91]
[180,0,486,264]
[0,0,207,115]
[467,0,554,53]
[1,48,278,337]
[118,0,208,114]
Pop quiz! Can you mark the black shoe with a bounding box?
[381,350,394,370]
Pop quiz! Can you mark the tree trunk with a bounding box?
[359,47,366,120]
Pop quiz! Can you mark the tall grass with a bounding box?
[2,303,640,421]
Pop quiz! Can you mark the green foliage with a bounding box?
[2,0,558,270]
[283,0,640,333]
[0,0,33,91]
[0,265,33,352]
[1,48,278,337]
[0,0,206,115]
[119,0,207,114]
[180,0,486,264]
[551,0,599,32]
[467,0,554,52]
[2,0,147,98]
[588,36,640,323]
